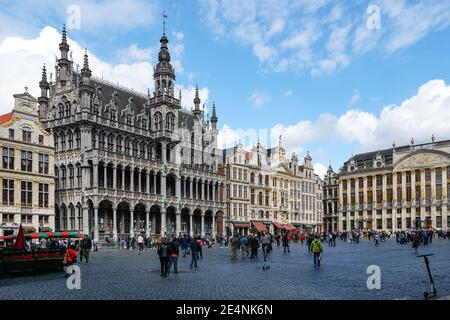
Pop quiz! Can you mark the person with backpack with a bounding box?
[180,234,189,257]
[168,238,179,275]
[230,234,239,260]
[196,237,204,260]
[239,235,247,258]
[190,237,199,269]
[310,235,324,267]
[157,238,170,277]
[250,235,259,260]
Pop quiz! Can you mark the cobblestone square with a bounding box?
[1,238,449,300]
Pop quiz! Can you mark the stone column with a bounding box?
[212,212,216,236]
[130,209,134,237]
[161,209,167,235]
[112,208,117,241]
[113,165,117,191]
[153,173,157,195]
[138,169,142,193]
[161,142,167,163]
[176,213,181,236]
[183,179,187,199]
[103,165,107,188]
[121,168,125,190]
[212,184,216,202]
[201,181,205,201]
[93,206,99,242]
[161,174,167,198]
[431,168,436,229]
[130,169,134,192]
[82,204,89,235]
[176,177,181,198]
[421,170,426,224]
[146,171,150,195]
[190,179,194,200]
[189,213,193,236]
[93,163,98,188]
[146,209,150,237]
[201,213,205,237]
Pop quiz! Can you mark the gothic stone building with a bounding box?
[338,137,450,232]
[37,27,225,242]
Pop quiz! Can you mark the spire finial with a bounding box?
[62,24,67,43]
[162,9,168,35]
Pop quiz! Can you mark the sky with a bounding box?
[1,0,450,178]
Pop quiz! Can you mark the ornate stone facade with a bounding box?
[323,165,338,232]
[222,139,323,236]
[0,89,55,239]
[37,26,225,242]
[338,138,450,231]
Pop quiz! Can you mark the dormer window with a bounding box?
[110,111,116,121]
[126,115,133,126]
[22,130,31,143]
[142,119,147,130]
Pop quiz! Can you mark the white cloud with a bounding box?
[175,84,210,112]
[0,0,157,41]
[248,91,272,108]
[284,90,293,97]
[314,163,327,179]
[0,26,197,114]
[118,43,154,63]
[199,0,450,75]
[218,79,450,167]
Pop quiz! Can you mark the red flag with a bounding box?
[13,223,25,250]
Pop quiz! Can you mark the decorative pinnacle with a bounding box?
[62,24,67,43]
[83,49,89,69]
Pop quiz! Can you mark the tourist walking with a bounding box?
[157,238,170,277]
[190,237,199,269]
[230,234,239,259]
[197,237,204,259]
[138,235,144,253]
[374,233,380,247]
[79,235,92,263]
[168,239,179,274]
[239,235,247,258]
[310,235,323,267]
[250,235,259,260]
[181,234,189,257]
[282,233,290,253]
[412,233,420,253]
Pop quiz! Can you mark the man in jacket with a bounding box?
[282,232,290,253]
[230,234,239,259]
[157,238,170,277]
[250,235,259,260]
[310,235,324,267]
[80,235,92,264]
[190,237,199,268]
[180,234,189,257]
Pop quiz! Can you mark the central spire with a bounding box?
[154,12,175,97]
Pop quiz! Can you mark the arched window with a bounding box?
[65,103,71,117]
[258,192,263,206]
[166,112,175,131]
[126,115,133,126]
[116,136,123,154]
[75,130,81,149]
[154,112,162,131]
[58,104,64,118]
[132,140,138,157]
[99,132,106,149]
[60,132,66,151]
[250,172,255,184]
[124,138,131,155]
[67,131,73,150]
[107,134,114,152]
[140,142,146,158]
[142,118,148,130]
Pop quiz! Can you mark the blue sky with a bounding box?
[1,0,450,177]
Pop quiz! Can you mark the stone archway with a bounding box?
[117,201,131,236]
[181,207,190,235]
[166,206,177,238]
[150,204,161,236]
[204,210,213,235]
[215,211,224,236]
[134,203,147,235]
[99,200,113,240]
[193,209,202,236]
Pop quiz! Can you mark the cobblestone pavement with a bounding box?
[1,238,449,300]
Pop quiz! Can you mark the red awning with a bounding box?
[284,224,296,231]
[232,222,251,228]
[251,221,268,232]
[273,222,284,229]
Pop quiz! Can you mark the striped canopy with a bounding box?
[0,231,84,240]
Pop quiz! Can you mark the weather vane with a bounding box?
[162,9,168,35]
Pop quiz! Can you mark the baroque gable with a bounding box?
[394,150,450,171]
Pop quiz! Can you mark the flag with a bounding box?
[13,223,25,250]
